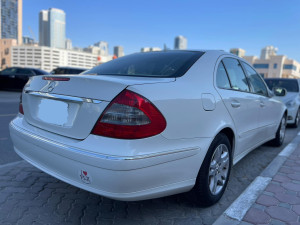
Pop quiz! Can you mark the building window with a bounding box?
[283,64,297,71]
[253,64,269,69]
[273,63,277,69]
[260,73,264,78]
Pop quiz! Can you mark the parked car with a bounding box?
[265,78,300,128]
[0,67,49,90]
[9,50,286,206]
[51,67,87,75]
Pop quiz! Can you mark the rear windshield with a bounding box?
[52,68,86,75]
[83,51,204,78]
[265,79,299,92]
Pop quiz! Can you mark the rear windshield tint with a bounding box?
[265,79,299,92]
[83,51,204,78]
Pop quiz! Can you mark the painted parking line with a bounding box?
[0,137,8,141]
[0,114,17,117]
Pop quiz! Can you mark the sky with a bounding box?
[23,0,300,61]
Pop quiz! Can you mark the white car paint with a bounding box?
[9,50,286,201]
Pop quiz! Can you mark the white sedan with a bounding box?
[9,50,286,206]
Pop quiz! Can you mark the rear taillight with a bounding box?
[91,90,166,139]
[19,93,24,115]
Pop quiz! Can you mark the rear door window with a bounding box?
[216,62,231,89]
[222,58,250,92]
[242,62,268,96]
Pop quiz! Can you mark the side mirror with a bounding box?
[273,87,287,97]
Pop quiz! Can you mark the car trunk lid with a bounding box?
[22,75,175,139]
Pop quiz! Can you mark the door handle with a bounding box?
[260,102,265,107]
[231,101,241,108]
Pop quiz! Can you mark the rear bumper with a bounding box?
[9,116,212,201]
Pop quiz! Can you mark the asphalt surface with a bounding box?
[0,90,299,224]
[0,91,21,165]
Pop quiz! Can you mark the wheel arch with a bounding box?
[218,127,235,156]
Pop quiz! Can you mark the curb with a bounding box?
[213,133,300,225]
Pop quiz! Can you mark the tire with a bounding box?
[291,109,300,128]
[269,115,287,147]
[189,133,232,207]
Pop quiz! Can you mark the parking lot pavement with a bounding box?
[0,91,21,165]
[0,91,300,224]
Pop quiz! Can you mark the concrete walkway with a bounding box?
[215,133,300,225]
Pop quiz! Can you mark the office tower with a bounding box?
[114,46,124,57]
[174,35,187,50]
[39,8,66,49]
[0,0,22,44]
[65,38,72,50]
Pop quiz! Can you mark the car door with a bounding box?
[216,57,261,156]
[241,62,279,139]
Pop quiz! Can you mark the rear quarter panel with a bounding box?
[128,51,236,140]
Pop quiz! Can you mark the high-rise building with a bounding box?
[114,46,124,57]
[230,48,246,57]
[39,10,49,46]
[0,0,22,44]
[39,8,66,49]
[65,38,72,50]
[174,35,187,50]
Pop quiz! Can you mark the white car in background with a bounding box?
[265,78,300,128]
[9,50,286,206]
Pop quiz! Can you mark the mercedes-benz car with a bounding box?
[265,78,300,128]
[9,50,286,206]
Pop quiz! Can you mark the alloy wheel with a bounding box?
[208,144,230,195]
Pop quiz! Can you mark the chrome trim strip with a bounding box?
[26,91,102,104]
[10,121,200,161]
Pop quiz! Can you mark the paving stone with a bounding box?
[270,219,287,225]
[275,193,300,204]
[265,183,286,194]
[282,182,300,192]
[256,194,279,206]
[252,203,266,210]
[280,167,295,174]
[266,206,298,222]
[279,202,291,209]
[263,191,275,196]
[243,207,270,224]
[288,173,300,181]
[273,174,291,183]
[292,205,300,215]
